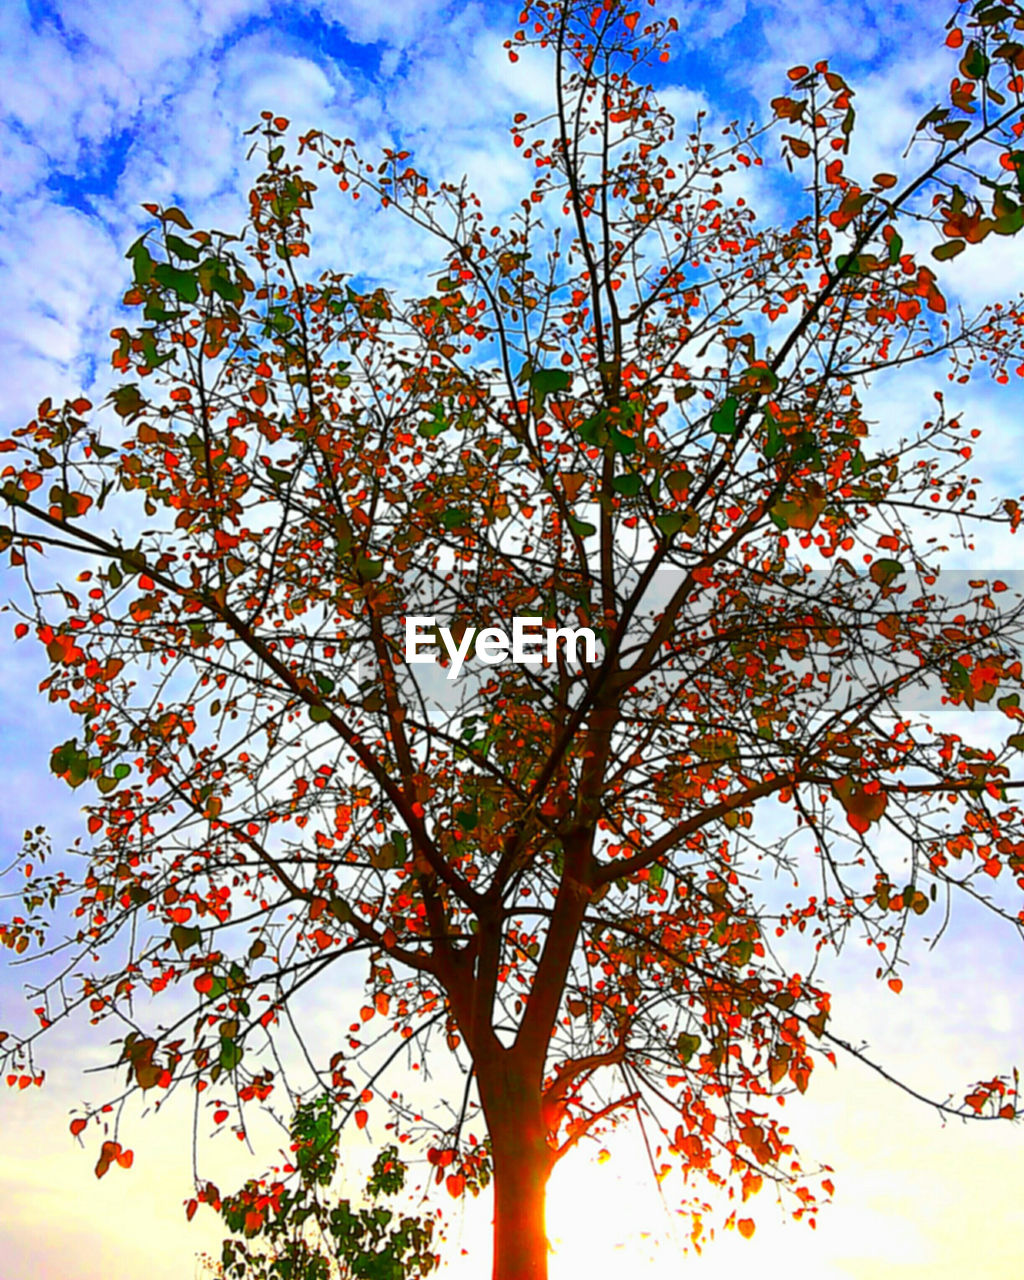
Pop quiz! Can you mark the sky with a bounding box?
[2,0,1024,1276]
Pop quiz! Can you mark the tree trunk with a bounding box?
[490,1117,553,1280]
[476,1049,554,1280]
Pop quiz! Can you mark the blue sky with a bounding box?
[2,1,1024,1276]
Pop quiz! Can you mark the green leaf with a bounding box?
[655,512,684,538]
[418,404,449,438]
[165,234,200,262]
[886,230,904,264]
[869,558,904,588]
[309,705,332,723]
[264,305,295,335]
[198,258,244,304]
[356,556,383,580]
[454,806,479,832]
[763,412,783,459]
[125,237,154,286]
[609,427,636,455]
[314,674,335,695]
[529,368,571,397]
[530,367,571,411]
[964,43,991,80]
[611,473,642,496]
[578,412,606,445]
[171,924,202,955]
[710,396,738,436]
[739,365,779,392]
[994,205,1024,236]
[568,515,597,538]
[153,263,199,304]
[836,253,868,276]
[932,239,966,261]
[219,1039,243,1071]
[143,300,177,322]
[329,897,353,923]
[440,507,472,529]
[676,1032,700,1063]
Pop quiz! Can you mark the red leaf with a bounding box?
[355,1109,368,1129]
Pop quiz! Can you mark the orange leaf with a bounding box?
[888,977,903,994]
[738,1218,756,1239]
[355,1109,368,1129]
[446,1173,465,1198]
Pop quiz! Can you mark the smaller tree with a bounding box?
[202,1093,442,1280]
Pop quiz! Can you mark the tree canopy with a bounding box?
[4,2,1024,1276]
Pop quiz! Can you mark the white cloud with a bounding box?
[0,201,122,417]
[314,0,448,48]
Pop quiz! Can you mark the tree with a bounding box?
[203,1094,440,1280]
[4,1,1024,1276]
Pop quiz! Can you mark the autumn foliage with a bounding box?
[5,2,1024,1277]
